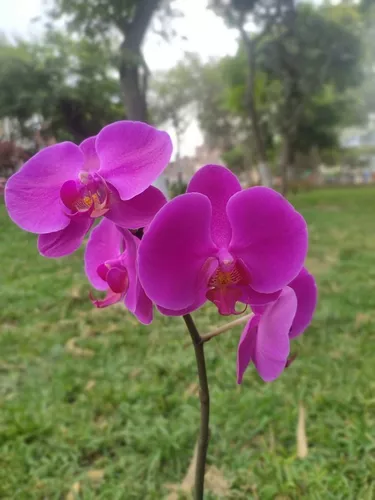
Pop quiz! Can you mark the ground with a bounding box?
[1,186,375,499]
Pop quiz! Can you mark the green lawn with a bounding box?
[1,186,375,499]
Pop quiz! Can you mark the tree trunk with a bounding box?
[258,162,273,188]
[118,0,170,197]
[118,0,160,122]
[119,54,148,121]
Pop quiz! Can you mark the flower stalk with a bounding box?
[183,314,210,500]
[201,313,253,343]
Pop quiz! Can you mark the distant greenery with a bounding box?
[0,0,373,184]
[2,186,375,498]
[151,1,370,189]
[0,33,123,142]
[168,180,188,198]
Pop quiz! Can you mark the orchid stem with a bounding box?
[183,312,252,349]
[200,313,253,343]
[183,314,210,500]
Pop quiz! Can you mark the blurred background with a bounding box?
[1,1,375,499]
[1,0,375,195]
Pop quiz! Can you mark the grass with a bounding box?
[1,186,375,499]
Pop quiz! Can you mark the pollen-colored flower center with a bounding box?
[206,260,249,316]
[76,173,109,216]
[60,173,110,217]
[208,264,243,288]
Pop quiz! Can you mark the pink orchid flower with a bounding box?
[5,121,172,258]
[138,164,308,316]
[85,218,153,325]
[237,267,317,383]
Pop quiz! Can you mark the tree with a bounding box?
[210,1,364,192]
[0,33,123,143]
[260,2,363,193]
[150,61,195,159]
[210,0,296,187]
[357,2,375,116]
[46,0,176,122]
[0,38,47,138]
[211,1,364,192]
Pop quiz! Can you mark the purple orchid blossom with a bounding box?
[237,267,317,383]
[5,121,171,258]
[138,164,308,316]
[85,218,153,325]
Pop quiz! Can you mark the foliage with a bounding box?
[254,2,363,149]
[193,57,241,152]
[208,0,365,188]
[292,85,362,158]
[168,179,188,198]
[357,3,375,115]
[221,144,247,174]
[0,34,123,142]
[2,186,375,497]
[45,0,177,121]
[0,38,48,137]
[45,0,175,40]
[150,60,196,156]
[0,140,30,177]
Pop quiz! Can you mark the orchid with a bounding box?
[4,122,318,500]
[237,267,317,382]
[85,218,153,325]
[5,121,171,257]
[138,164,308,316]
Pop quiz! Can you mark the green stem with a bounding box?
[183,314,210,500]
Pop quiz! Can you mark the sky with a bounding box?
[0,0,238,70]
[0,0,240,156]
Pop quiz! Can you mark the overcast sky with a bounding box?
[0,0,238,69]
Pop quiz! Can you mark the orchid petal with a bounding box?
[228,187,307,293]
[288,267,317,338]
[96,121,172,200]
[60,180,80,211]
[237,314,260,384]
[85,219,122,290]
[240,287,281,307]
[115,227,153,324]
[138,193,217,310]
[117,228,139,312]
[80,136,100,172]
[157,286,210,317]
[187,164,241,247]
[128,287,153,325]
[253,287,297,382]
[5,142,83,233]
[38,214,93,258]
[105,186,166,229]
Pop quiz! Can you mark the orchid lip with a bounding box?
[90,289,123,308]
[60,172,110,218]
[96,260,129,294]
[90,257,130,309]
[205,256,250,315]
